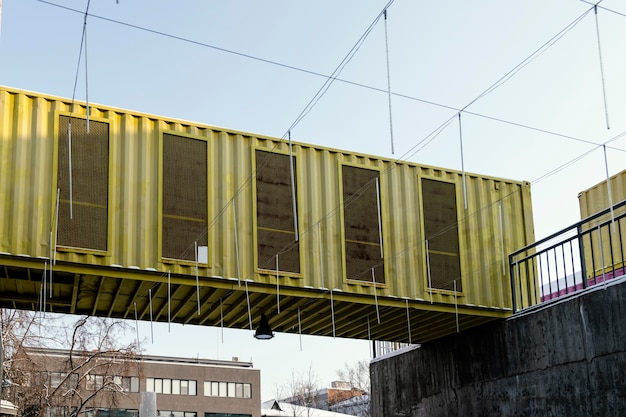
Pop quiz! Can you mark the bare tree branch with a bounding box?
[1,309,141,417]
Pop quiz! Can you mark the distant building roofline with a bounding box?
[22,347,253,368]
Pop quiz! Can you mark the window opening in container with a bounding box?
[255,149,300,274]
[57,115,109,251]
[342,165,384,284]
[422,178,461,291]
[162,133,208,261]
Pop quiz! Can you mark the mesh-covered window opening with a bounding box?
[255,150,300,274]
[422,178,461,291]
[57,116,109,251]
[342,165,384,284]
[162,134,208,261]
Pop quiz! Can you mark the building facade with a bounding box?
[17,348,260,417]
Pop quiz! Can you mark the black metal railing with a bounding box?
[509,199,626,312]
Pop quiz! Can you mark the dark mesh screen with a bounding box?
[162,134,208,261]
[255,150,300,273]
[342,165,384,283]
[57,116,109,251]
[422,178,461,291]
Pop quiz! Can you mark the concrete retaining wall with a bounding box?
[370,279,626,416]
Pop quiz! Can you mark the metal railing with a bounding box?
[509,199,626,312]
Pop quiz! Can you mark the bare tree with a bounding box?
[1,309,142,417]
[333,360,370,417]
[336,360,370,395]
[273,364,322,417]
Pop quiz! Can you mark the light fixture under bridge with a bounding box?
[254,314,274,340]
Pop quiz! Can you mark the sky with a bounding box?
[2,0,626,401]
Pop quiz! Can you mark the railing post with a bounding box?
[577,224,588,289]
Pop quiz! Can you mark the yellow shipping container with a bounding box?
[578,169,626,281]
[0,86,535,343]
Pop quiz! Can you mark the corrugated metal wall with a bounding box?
[578,168,626,278]
[0,86,534,311]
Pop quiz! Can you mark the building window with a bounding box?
[204,381,252,398]
[342,165,384,283]
[125,376,140,393]
[33,372,78,390]
[163,379,172,395]
[421,178,461,291]
[254,149,300,273]
[85,409,138,417]
[43,407,71,417]
[155,378,163,393]
[161,133,208,261]
[113,375,139,392]
[86,375,104,391]
[86,375,138,392]
[57,116,109,251]
[205,414,251,417]
[147,378,196,395]
[158,412,196,417]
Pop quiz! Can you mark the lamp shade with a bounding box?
[254,314,274,340]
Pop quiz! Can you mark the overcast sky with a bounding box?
[2,0,626,401]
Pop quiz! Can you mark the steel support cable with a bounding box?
[594,5,610,129]
[281,0,395,138]
[34,0,618,153]
[462,7,592,111]
[384,8,395,154]
[531,129,626,185]
[578,1,625,19]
